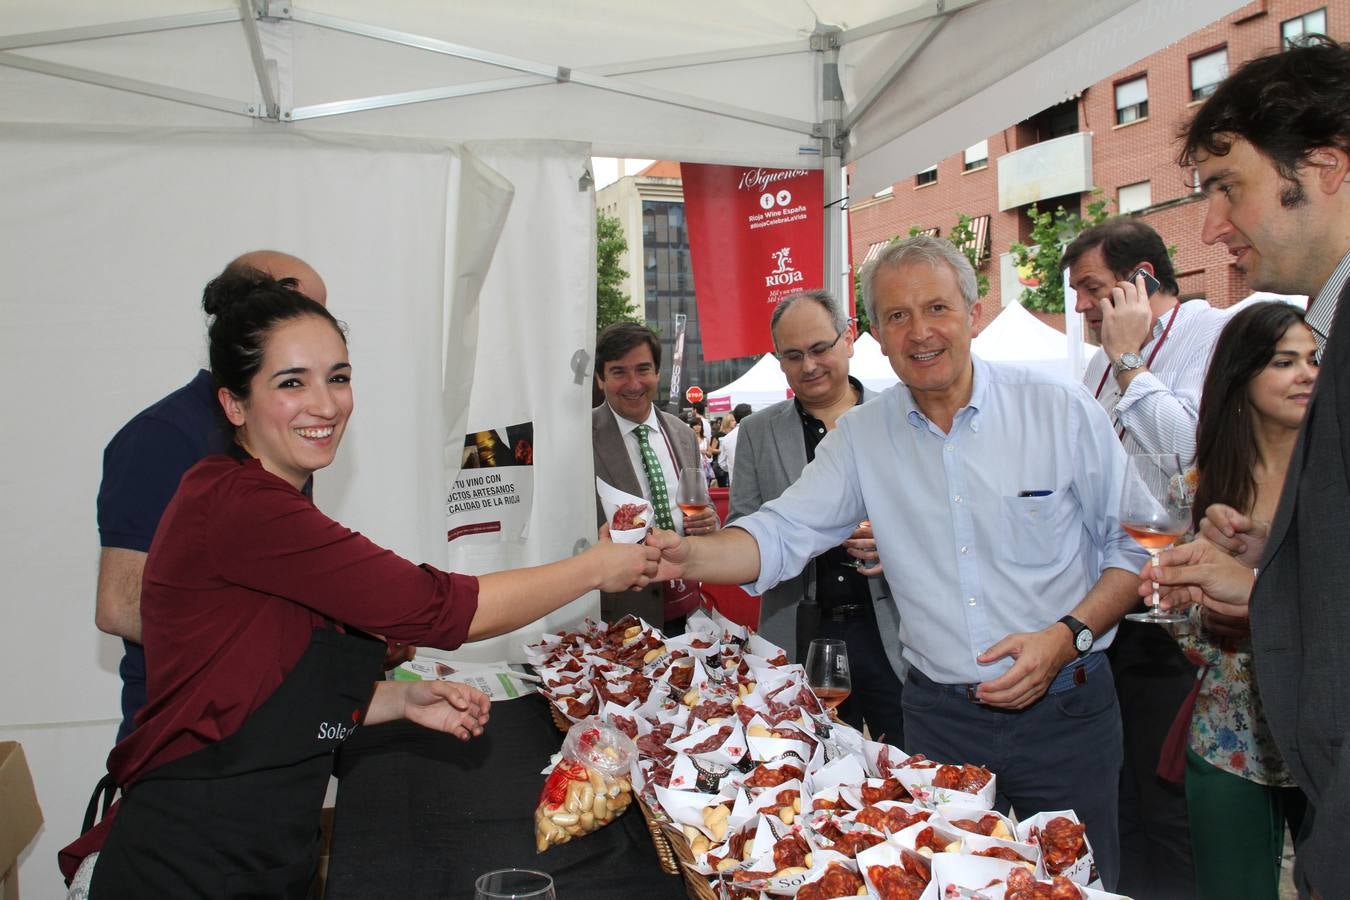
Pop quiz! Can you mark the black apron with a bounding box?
[89,627,385,899]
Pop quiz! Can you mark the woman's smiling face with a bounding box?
[220,313,353,490]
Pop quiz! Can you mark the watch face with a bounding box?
[1121,352,1144,368]
[1075,630,1093,652]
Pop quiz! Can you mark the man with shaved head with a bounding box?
[95,251,326,740]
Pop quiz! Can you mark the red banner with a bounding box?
[683,163,824,361]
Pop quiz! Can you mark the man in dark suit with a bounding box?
[593,322,718,629]
[1152,37,1350,899]
[729,289,905,745]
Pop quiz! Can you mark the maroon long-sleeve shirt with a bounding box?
[108,454,478,786]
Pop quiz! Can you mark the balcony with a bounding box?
[997,132,1093,211]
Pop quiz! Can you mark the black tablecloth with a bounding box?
[325,694,690,900]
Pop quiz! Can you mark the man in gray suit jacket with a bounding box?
[1153,38,1350,898]
[729,289,906,745]
[593,322,718,629]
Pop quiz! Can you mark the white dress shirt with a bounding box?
[1308,248,1350,357]
[732,357,1147,684]
[608,404,685,533]
[1081,299,1229,467]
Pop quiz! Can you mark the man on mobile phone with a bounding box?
[1065,218,1228,468]
[1062,218,1228,900]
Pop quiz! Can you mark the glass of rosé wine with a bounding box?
[1121,452,1191,624]
[675,466,711,528]
[804,638,851,712]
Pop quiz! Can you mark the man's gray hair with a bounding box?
[769,289,848,347]
[861,235,977,326]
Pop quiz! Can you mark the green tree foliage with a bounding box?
[1008,194,1111,313]
[596,211,640,331]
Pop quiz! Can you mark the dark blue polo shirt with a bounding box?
[97,370,228,741]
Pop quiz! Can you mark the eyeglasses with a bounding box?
[774,329,845,364]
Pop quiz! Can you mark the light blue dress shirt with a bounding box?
[734,356,1147,684]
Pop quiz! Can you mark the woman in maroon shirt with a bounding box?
[70,270,660,898]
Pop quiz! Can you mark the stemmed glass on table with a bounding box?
[804,638,852,712]
[1120,452,1191,624]
[474,868,556,900]
[675,466,712,529]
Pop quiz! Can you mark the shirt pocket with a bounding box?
[999,492,1074,566]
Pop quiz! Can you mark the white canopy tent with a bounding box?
[0,2,1244,895]
[971,301,1079,380]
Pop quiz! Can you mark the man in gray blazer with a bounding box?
[1153,37,1350,898]
[593,322,718,630]
[729,289,906,745]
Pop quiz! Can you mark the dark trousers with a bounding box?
[903,662,1123,891]
[1109,620,1197,900]
[813,603,905,749]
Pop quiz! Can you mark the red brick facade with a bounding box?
[848,0,1349,334]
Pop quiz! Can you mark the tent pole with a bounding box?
[816,26,848,311]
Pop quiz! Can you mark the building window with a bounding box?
[915,165,938,187]
[1118,181,1152,214]
[963,140,989,171]
[956,214,992,263]
[1190,48,1227,101]
[1282,8,1327,47]
[1115,76,1148,125]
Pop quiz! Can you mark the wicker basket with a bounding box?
[679,860,720,900]
[637,796,682,876]
[548,701,570,732]
[656,816,726,900]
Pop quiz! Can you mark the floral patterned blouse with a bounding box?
[1176,604,1295,786]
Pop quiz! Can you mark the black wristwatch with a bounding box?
[1059,615,1094,657]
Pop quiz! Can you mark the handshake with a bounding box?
[590,526,691,593]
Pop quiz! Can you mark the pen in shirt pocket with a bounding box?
[1017,490,1052,497]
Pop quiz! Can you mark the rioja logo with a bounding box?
[766,246,804,287]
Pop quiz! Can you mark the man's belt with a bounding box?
[909,651,1105,704]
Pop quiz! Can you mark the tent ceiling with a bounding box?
[0,0,1244,178]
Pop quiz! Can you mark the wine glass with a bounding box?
[840,519,873,569]
[675,466,711,530]
[474,868,556,900]
[804,638,851,712]
[1120,452,1191,624]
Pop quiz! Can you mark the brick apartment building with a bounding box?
[848,0,1347,335]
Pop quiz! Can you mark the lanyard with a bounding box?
[1095,302,1181,440]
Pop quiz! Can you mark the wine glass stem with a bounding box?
[1149,549,1161,610]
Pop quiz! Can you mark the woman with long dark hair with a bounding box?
[1177,301,1316,899]
[71,270,659,898]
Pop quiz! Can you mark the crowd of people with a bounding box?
[64,35,1348,900]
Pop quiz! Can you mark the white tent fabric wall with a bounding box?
[0,127,598,899]
[436,140,605,664]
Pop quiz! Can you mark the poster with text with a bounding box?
[683,163,824,360]
[446,421,535,544]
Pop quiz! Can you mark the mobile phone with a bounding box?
[1126,266,1161,298]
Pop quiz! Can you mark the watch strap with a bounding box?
[1112,352,1145,376]
[1058,615,1093,657]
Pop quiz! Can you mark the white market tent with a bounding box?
[971,300,1077,380]
[0,2,1244,894]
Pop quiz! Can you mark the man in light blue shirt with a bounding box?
[652,235,1146,889]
